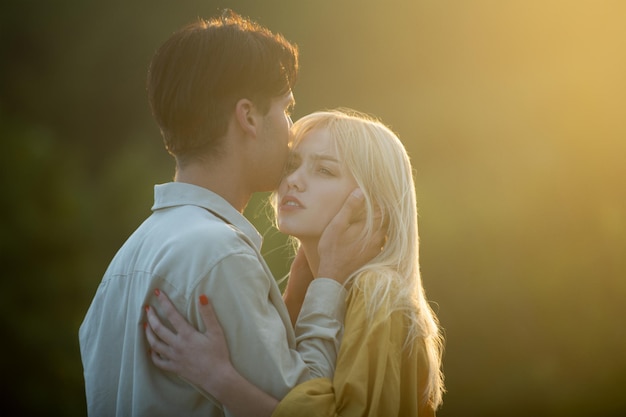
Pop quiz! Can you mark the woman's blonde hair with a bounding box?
[279,108,445,409]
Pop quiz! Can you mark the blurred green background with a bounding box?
[2,0,624,416]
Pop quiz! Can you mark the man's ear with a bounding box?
[234,98,259,137]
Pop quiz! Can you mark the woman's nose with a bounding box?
[285,168,303,191]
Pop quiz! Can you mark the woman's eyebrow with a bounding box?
[310,153,340,163]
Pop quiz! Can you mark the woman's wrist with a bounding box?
[204,362,239,403]
[209,363,279,417]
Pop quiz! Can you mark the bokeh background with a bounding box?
[2,0,625,416]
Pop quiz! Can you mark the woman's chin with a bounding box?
[277,222,295,237]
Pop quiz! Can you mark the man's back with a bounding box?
[79,185,247,416]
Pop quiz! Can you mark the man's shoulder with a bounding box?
[109,205,256,267]
[150,205,258,260]
[102,204,265,290]
[174,206,250,243]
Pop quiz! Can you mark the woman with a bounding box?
[145,109,445,416]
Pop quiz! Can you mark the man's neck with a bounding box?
[174,159,251,213]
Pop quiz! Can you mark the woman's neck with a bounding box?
[299,238,320,277]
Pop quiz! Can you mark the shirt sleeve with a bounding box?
[271,285,416,417]
[295,278,347,372]
[188,252,345,403]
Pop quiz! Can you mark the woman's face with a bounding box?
[276,127,358,241]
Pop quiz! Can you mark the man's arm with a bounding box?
[203,253,344,384]
[146,292,279,417]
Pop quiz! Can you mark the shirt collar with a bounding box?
[151,182,262,250]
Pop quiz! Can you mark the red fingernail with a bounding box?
[143,322,147,329]
[154,288,160,296]
[145,305,149,312]
[199,294,209,306]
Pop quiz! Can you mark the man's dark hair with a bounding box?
[147,10,299,161]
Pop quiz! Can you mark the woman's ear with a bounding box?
[234,98,258,137]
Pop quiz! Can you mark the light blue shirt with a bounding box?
[79,182,346,417]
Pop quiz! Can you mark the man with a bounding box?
[79,10,375,417]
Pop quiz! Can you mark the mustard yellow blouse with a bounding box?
[272,282,435,417]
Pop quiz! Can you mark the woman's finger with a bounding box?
[149,348,171,370]
[147,342,177,373]
[199,294,224,339]
[145,302,177,346]
[327,188,366,229]
[371,211,388,249]
[145,319,167,355]
[154,289,196,337]
[197,295,231,362]
[198,295,222,335]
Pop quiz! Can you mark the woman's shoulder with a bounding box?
[347,270,402,304]
[345,272,406,324]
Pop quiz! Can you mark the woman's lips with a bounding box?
[279,195,304,211]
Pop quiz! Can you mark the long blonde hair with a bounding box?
[282,109,445,409]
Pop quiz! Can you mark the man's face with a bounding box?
[254,91,295,191]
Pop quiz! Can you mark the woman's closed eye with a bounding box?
[316,165,335,176]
